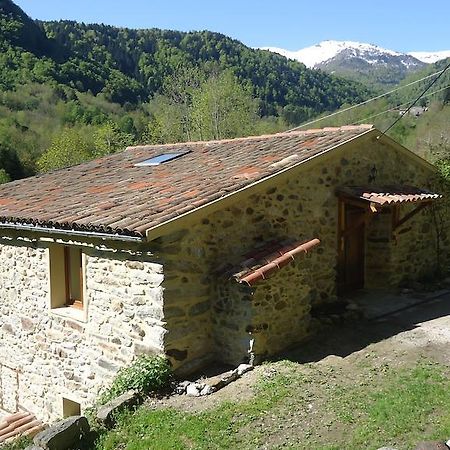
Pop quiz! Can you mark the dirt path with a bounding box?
[149,293,450,416]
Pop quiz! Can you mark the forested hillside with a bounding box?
[0,0,375,182]
[1,0,448,186]
[306,57,450,163]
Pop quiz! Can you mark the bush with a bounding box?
[98,355,172,405]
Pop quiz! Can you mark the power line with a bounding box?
[352,84,450,125]
[286,67,449,132]
[382,60,450,134]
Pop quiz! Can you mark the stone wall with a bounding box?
[158,135,447,372]
[0,236,165,423]
[365,209,394,289]
[390,205,442,286]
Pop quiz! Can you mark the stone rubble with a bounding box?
[178,364,254,397]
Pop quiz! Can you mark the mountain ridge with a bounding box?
[261,40,449,87]
[261,40,450,67]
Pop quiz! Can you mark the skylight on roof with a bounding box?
[135,151,190,166]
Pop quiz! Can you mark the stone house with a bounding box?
[0,124,445,422]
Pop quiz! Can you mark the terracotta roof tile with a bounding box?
[337,185,441,205]
[0,412,45,444]
[232,238,321,286]
[0,125,374,237]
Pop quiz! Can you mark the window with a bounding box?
[64,247,83,309]
[63,398,81,417]
[49,244,86,319]
[134,151,190,166]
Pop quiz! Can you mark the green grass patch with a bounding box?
[95,362,301,450]
[94,360,450,450]
[320,362,450,450]
[97,355,172,405]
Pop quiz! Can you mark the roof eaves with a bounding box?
[0,221,144,242]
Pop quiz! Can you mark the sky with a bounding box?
[14,0,450,52]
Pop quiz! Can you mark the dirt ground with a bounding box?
[152,291,450,408]
[146,291,450,448]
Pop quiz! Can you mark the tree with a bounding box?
[0,169,10,184]
[143,95,186,144]
[37,128,93,172]
[162,66,203,141]
[92,122,134,157]
[0,142,25,179]
[190,70,258,140]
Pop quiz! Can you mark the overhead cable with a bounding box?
[382,60,450,134]
[286,67,449,132]
[352,84,450,125]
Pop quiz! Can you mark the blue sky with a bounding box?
[14,0,450,52]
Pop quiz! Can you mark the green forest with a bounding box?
[0,0,372,182]
[0,0,448,184]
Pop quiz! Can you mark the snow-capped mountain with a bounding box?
[261,40,449,68]
[409,51,450,64]
[263,41,401,68]
[261,40,449,86]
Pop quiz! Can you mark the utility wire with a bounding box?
[286,68,449,132]
[382,60,450,134]
[352,84,450,125]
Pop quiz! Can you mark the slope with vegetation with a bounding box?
[304,57,450,165]
[0,0,371,182]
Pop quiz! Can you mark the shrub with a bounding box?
[98,355,172,405]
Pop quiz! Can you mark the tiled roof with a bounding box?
[337,185,442,206]
[0,412,45,444]
[232,238,321,286]
[0,125,373,238]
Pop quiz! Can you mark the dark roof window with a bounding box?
[135,151,190,166]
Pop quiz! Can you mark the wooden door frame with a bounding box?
[337,198,372,295]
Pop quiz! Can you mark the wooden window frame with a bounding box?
[49,244,87,321]
[63,246,84,310]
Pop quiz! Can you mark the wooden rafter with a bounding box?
[392,201,431,231]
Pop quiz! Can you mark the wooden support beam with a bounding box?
[393,202,431,231]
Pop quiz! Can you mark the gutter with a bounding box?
[0,223,144,243]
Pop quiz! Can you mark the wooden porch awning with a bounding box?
[337,185,442,232]
[231,238,320,286]
[337,185,442,206]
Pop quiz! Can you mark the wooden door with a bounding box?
[338,203,366,294]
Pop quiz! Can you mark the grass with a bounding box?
[94,360,450,450]
[95,366,299,450]
[0,436,32,450]
[320,363,450,450]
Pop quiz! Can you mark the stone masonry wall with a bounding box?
[390,205,442,286]
[365,210,394,289]
[0,236,165,423]
[158,135,445,371]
